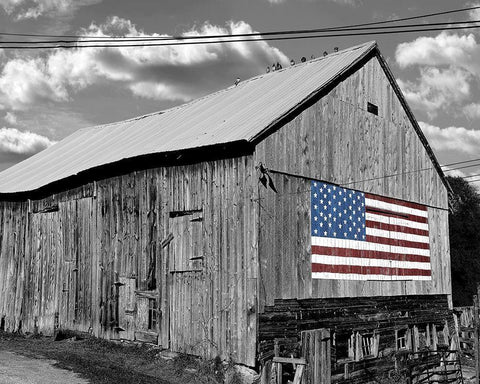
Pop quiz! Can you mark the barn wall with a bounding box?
[0,156,258,366]
[254,55,451,308]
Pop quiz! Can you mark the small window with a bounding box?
[396,329,408,350]
[361,333,375,357]
[148,299,157,330]
[367,102,378,116]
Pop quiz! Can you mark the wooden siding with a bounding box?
[258,295,455,384]
[0,156,258,366]
[255,56,451,308]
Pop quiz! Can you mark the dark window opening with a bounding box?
[334,332,351,361]
[367,102,378,116]
[148,299,157,330]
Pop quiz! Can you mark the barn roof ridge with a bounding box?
[0,40,448,196]
[78,41,377,135]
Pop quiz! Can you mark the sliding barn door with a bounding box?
[167,210,207,355]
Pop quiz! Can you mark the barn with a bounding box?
[0,41,454,382]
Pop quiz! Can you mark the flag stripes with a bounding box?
[311,181,431,281]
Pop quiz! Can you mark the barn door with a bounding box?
[167,209,205,355]
[25,207,61,335]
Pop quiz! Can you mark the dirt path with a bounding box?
[0,351,90,384]
[0,331,222,384]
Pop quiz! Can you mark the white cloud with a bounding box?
[468,2,480,22]
[397,67,471,117]
[419,122,480,155]
[395,32,480,117]
[0,0,102,20]
[0,127,56,155]
[0,17,289,108]
[464,103,480,119]
[4,112,17,125]
[395,32,480,74]
[0,57,69,110]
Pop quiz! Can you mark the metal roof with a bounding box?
[0,42,380,194]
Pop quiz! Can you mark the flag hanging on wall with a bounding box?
[310,181,431,281]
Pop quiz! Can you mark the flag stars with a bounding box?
[312,181,366,241]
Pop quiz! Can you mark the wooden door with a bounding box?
[167,209,206,355]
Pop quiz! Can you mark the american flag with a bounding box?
[310,181,431,281]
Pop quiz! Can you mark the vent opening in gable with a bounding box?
[367,102,378,115]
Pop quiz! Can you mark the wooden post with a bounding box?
[475,288,480,384]
[301,329,331,384]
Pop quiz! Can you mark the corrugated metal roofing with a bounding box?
[0,42,377,194]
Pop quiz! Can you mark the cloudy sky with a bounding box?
[0,0,479,187]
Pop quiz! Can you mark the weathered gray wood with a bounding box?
[255,55,450,307]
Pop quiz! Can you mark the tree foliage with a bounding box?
[447,176,480,306]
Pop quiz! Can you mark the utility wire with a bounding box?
[443,163,480,172]
[2,24,480,49]
[462,173,480,179]
[1,19,479,45]
[441,157,480,168]
[0,5,477,41]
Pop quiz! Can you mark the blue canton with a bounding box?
[311,181,366,241]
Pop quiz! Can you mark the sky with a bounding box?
[0,0,479,188]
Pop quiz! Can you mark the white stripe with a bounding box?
[312,272,431,281]
[311,254,431,270]
[366,212,429,231]
[365,197,428,218]
[311,236,431,256]
[366,227,429,244]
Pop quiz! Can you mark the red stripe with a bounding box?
[366,235,430,250]
[366,207,428,224]
[365,193,427,211]
[312,263,431,276]
[365,220,429,237]
[311,246,430,263]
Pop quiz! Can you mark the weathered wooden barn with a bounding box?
[0,41,454,382]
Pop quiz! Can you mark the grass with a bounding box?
[0,330,226,384]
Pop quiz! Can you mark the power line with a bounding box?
[2,24,480,50]
[443,163,480,172]
[463,173,480,179]
[441,157,480,168]
[1,19,479,45]
[0,5,477,41]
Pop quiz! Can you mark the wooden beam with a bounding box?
[272,357,306,365]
